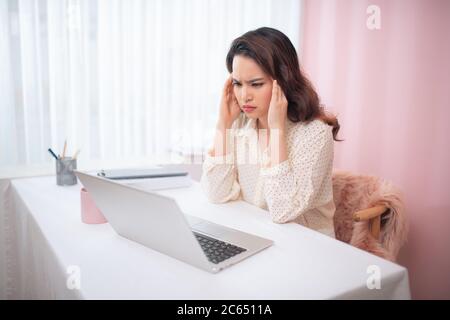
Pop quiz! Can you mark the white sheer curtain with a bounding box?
[0,0,302,178]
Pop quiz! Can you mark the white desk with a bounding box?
[0,175,410,299]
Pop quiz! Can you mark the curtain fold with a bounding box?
[0,0,301,176]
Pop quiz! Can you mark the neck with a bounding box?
[257,116,269,130]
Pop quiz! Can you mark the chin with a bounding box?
[243,112,260,119]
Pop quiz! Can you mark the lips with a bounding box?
[242,105,256,113]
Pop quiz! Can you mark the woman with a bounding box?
[200,27,341,238]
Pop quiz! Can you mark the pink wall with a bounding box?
[300,0,450,299]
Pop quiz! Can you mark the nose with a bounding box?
[241,86,252,103]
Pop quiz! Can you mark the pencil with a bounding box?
[62,139,67,158]
[47,148,58,160]
[73,149,81,160]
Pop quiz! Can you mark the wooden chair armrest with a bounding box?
[353,205,388,222]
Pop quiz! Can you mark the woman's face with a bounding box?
[231,55,273,120]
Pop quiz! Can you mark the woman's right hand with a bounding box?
[217,75,241,129]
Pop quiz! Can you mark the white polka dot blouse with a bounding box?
[200,114,336,238]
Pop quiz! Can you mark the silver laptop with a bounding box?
[75,171,273,273]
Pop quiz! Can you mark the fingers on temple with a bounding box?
[275,80,281,101]
[224,76,232,93]
[272,80,278,99]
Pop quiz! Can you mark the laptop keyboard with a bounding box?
[194,232,246,264]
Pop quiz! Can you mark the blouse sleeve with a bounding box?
[200,150,241,204]
[260,122,334,223]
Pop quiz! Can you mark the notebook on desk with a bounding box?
[97,167,188,179]
[97,167,192,191]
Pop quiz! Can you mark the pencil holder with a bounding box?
[56,157,77,186]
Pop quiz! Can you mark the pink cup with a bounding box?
[80,187,107,224]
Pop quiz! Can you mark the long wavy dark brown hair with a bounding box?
[226,27,342,141]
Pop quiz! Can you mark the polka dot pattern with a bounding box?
[200,114,336,237]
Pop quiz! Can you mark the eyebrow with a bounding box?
[232,77,265,84]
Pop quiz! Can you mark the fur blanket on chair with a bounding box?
[332,171,408,262]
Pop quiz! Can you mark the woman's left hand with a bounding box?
[268,80,288,131]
